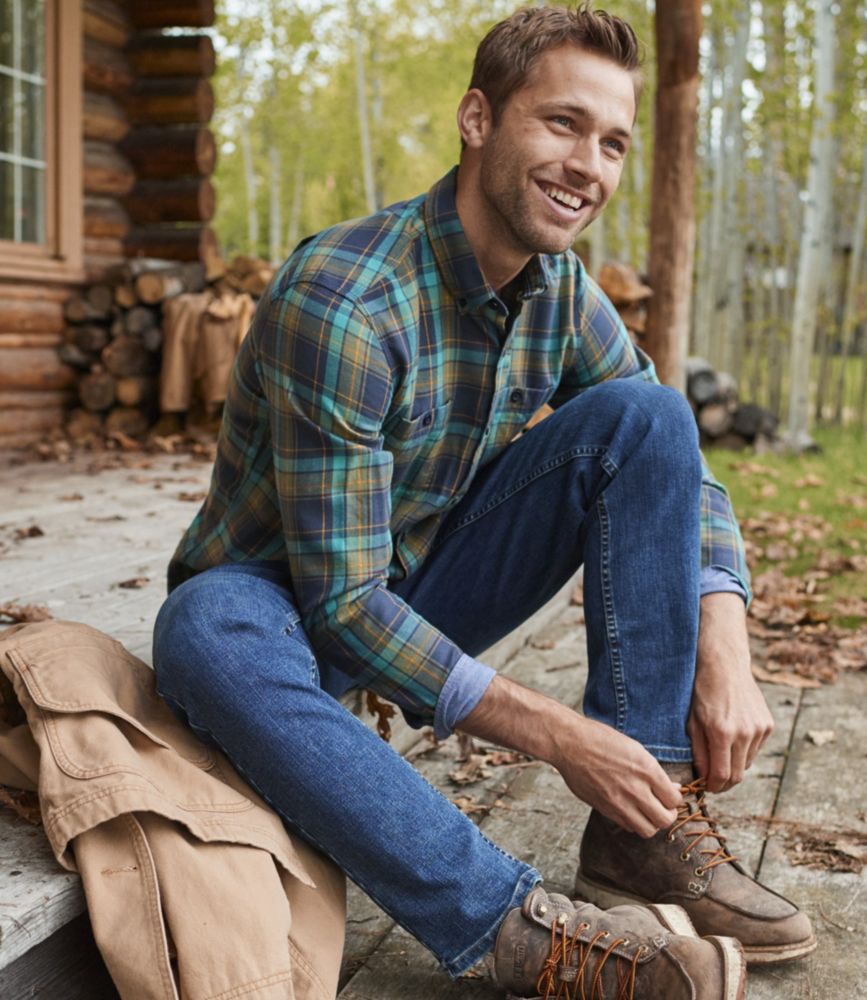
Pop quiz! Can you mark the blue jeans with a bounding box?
[152,379,702,976]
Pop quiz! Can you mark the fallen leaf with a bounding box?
[448,754,491,786]
[805,730,836,746]
[178,491,207,502]
[531,638,556,650]
[794,474,824,488]
[751,664,821,688]
[117,577,149,589]
[13,525,44,540]
[570,582,584,606]
[0,602,52,623]
[0,786,42,826]
[58,492,84,501]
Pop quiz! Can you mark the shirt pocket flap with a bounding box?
[387,399,452,446]
[6,642,216,772]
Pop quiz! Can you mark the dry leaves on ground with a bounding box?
[0,786,42,826]
[448,747,532,786]
[0,602,53,624]
[786,832,867,874]
[747,567,867,687]
[117,577,149,590]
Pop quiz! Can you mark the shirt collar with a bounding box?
[423,167,555,315]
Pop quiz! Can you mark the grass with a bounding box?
[706,425,867,628]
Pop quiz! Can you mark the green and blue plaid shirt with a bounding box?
[169,168,749,725]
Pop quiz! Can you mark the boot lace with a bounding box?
[668,778,738,875]
[536,919,643,999]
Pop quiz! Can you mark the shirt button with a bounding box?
[422,413,433,427]
[510,389,525,405]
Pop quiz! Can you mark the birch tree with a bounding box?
[785,0,837,450]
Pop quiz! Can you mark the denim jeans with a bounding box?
[152,379,702,976]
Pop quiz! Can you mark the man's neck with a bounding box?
[454,163,530,294]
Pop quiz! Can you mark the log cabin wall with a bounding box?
[123,0,219,264]
[0,0,218,450]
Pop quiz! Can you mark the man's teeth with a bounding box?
[542,185,584,210]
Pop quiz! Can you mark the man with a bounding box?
[154,6,814,997]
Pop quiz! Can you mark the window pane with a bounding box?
[0,159,13,240]
[21,1,45,77]
[21,79,43,160]
[0,1,12,69]
[20,164,44,243]
[0,72,13,154]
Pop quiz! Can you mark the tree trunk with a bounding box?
[350,0,377,214]
[643,0,702,391]
[833,134,867,423]
[785,0,836,450]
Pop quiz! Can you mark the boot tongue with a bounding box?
[661,761,696,785]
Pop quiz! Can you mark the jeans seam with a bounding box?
[596,493,627,732]
[438,444,607,543]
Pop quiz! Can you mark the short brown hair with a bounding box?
[469,4,644,122]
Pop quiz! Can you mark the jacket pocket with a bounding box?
[6,641,253,811]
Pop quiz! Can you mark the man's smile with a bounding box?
[536,180,594,218]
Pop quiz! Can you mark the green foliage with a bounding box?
[707,426,867,626]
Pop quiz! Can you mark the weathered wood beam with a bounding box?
[84,197,131,240]
[83,92,130,144]
[124,179,216,224]
[122,126,216,179]
[125,79,214,125]
[125,225,218,263]
[0,350,76,391]
[0,299,64,334]
[127,0,216,30]
[83,141,136,198]
[126,34,216,78]
[82,0,131,48]
[83,37,133,93]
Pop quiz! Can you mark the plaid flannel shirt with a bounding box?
[169,168,750,724]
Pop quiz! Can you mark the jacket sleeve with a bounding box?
[255,281,467,723]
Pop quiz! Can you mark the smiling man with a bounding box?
[153,6,813,998]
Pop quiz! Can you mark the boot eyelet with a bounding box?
[622,939,630,946]
[538,905,548,916]
[680,851,690,861]
[557,913,568,926]
[694,867,705,877]
[666,833,675,842]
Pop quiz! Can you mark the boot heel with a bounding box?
[706,935,747,1000]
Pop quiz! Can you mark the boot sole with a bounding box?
[576,868,817,967]
[743,935,818,965]
[707,935,748,1000]
[574,870,699,938]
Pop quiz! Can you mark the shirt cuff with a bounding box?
[433,653,496,740]
[700,565,748,604]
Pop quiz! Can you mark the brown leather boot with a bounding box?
[574,768,816,966]
[492,886,746,999]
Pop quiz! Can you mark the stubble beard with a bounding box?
[479,144,591,258]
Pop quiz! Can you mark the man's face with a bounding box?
[477,45,635,258]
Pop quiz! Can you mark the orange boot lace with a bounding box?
[667,778,738,876]
[535,918,644,1000]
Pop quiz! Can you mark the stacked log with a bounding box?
[122,3,219,264]
[0,284,77,450]
[686,357,779,450]
[82,0,134,281]
[60,255,273,441]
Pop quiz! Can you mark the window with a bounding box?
[0,0,81,280]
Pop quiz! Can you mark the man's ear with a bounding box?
[457,89,493,149]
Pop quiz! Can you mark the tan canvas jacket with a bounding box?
[0,620,345,1000]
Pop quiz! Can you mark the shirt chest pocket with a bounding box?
[386,399,452,491]
[490,383,555,448]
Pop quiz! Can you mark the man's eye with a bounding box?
[551,116,572,129]
[603,138,626,155]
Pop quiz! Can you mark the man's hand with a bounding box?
[687,591,774,793]
[459,675,682,838]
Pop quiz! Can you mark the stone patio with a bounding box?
[0,449,864,998]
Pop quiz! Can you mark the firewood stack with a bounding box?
[58,255,274,441]
[686,357,779,450]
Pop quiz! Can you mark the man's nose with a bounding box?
[564,136,603,186]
